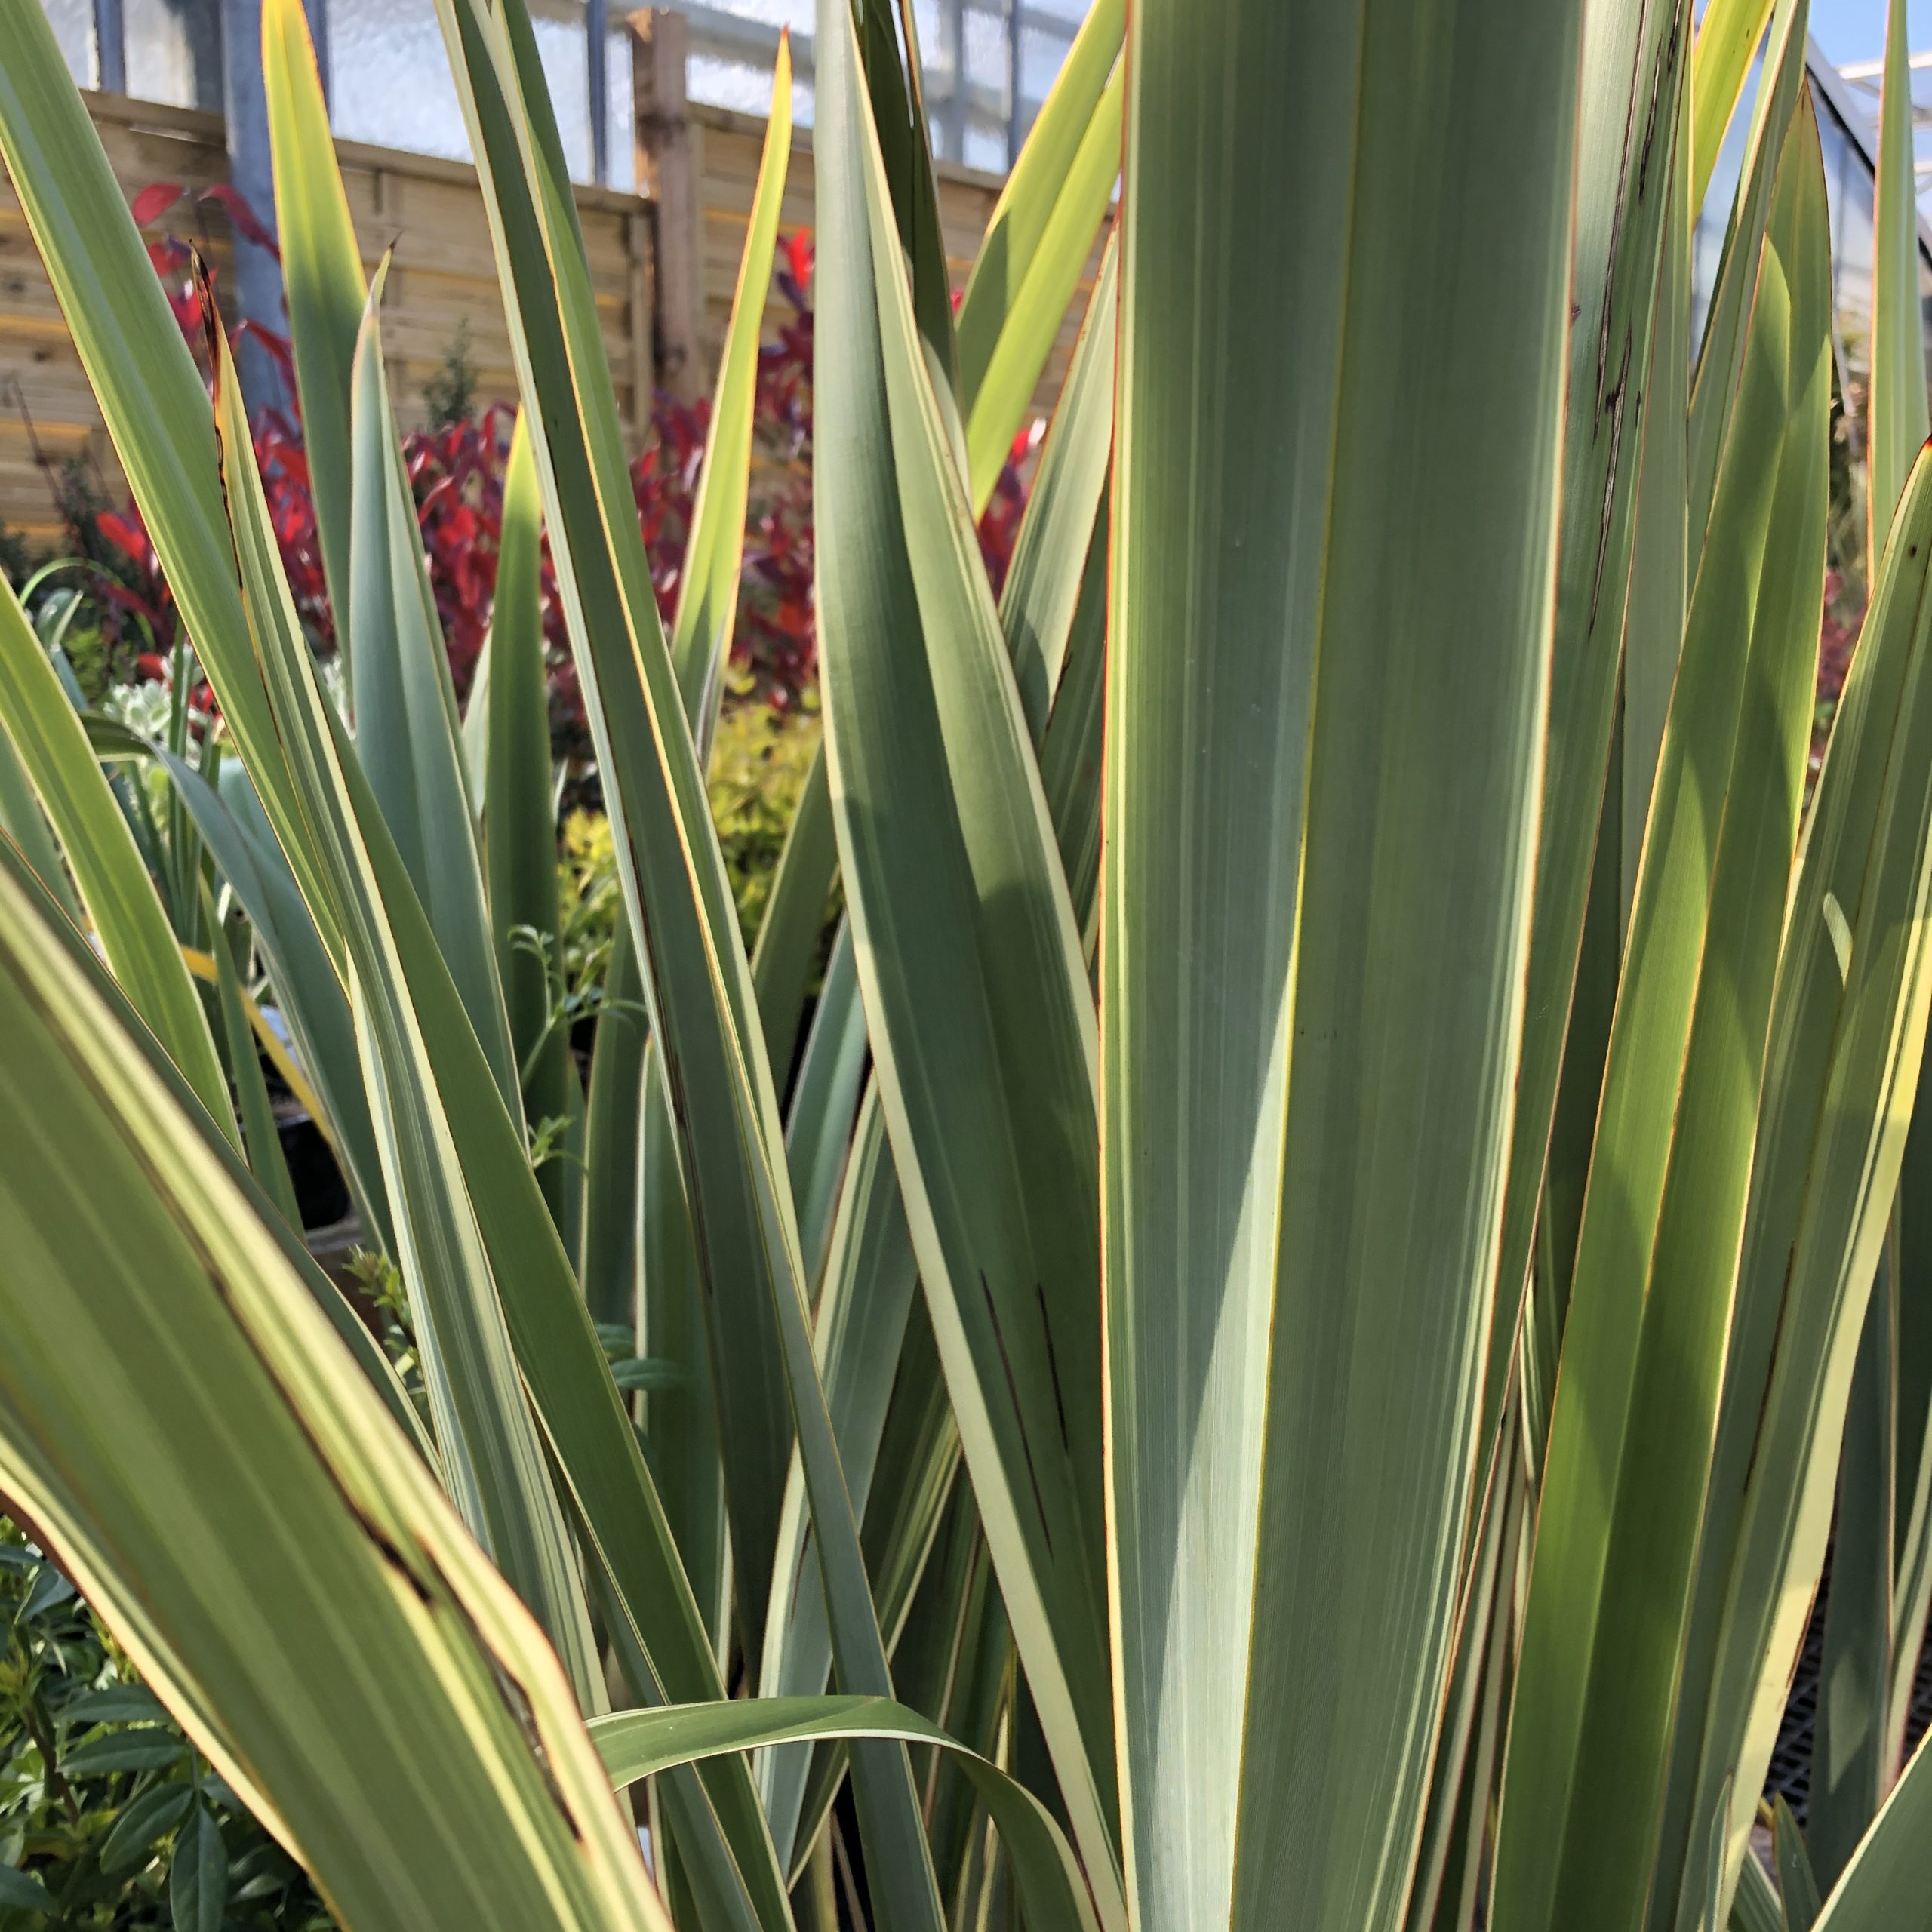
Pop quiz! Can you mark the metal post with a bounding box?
[220,0,290,417]
[93,0,126,93]
[304,0,331,110]
[1006,0,1023,165]
[588,0,608,186]
[942,0,966,163]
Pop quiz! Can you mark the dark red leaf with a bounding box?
[130,182,185,226]
[95,512,149,562]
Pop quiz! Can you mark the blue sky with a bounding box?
[1811,0,1932,65]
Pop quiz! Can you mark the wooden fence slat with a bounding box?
[3,47,1107,546]
[0,90,651,536]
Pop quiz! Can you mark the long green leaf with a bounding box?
[592,1697,1095,1932]
[1622,39,1694,926]
[0,855,666,1932]
[206,888,303,1229]
[0,721,82,925]
[670,39,790,738]
[763,248,1116,1873]
[0,0,328,939]
[487,410,568,1223]
[1690,0,1778,214]
[0,825,427,1460]
[1868,16,1930,1741]
[223,288,780,1929]
[1869,0,1928,560]
[348,266,520,1117]
[780,916,865,1284]
[262,0,363,654]
[1810,1733,1932,1930]
[1106,5,1580,1930]
[637,1048,731,1662]
[434,0,795,1661]
[750,741,836,1101]
[0,23,786,1916]
[998,235,1117,743]
[854,0,956,408]
[1775,1796,1824,1931]
[814,0,1121,1911]
[1654,457,1932,1932]
[1809,1280,1898,1887]
[0,579,232,1135]
[170,755,395,1253]
[435,2,947,1918]
[1808,1267,1901,1885]
[756,1084,920,1868]
[581,918,646,1328]
[1688,0,1809,541]
[1479,0,1690,1478]
[208,306,601,1702]
[1493,99,1831,1932]
[955,0,1124,513]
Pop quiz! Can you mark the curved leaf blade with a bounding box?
[0,857,666,1932]
[956,0,1123,515]
[592,1697,1097,1932]
[0,580,232,1137]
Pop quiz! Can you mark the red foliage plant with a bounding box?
[85,198,1038,775]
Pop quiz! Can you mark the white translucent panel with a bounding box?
[1685,66,1931,394]
[1018,0,1090,22]
[1687,50,1752,352]
[963,6,1006,93]
[712,0,813,26]
[40,0,96,87]
[1018,24,1066,105]
[963,122,1007,173]
[1815,79,1876,373]
[604,26,635,191]
[328,0,472,159]
[530,0,592,182]
[124,0,223,109]
[688,50,780,116]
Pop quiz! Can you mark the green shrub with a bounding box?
[0,1528,329,1929]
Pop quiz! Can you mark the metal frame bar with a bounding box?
[305,0,330,108]
[65,0,1087,188]
[588,0,608,184]
[1810,32,1932,272]
[92,0,125,92]
[676,0,1078,168]
[1006,0,1023,163]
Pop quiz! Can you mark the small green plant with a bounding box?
[705,693,823,949]
[0,523,32,592]
[421,318,478,432]
[557,695,826,989]
[1,1526,331,1927]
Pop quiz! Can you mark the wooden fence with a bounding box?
[0,90,650,545]
[0,8,1098,546]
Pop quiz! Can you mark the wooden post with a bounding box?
[631,8,706,401]
[625,208,655,453]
